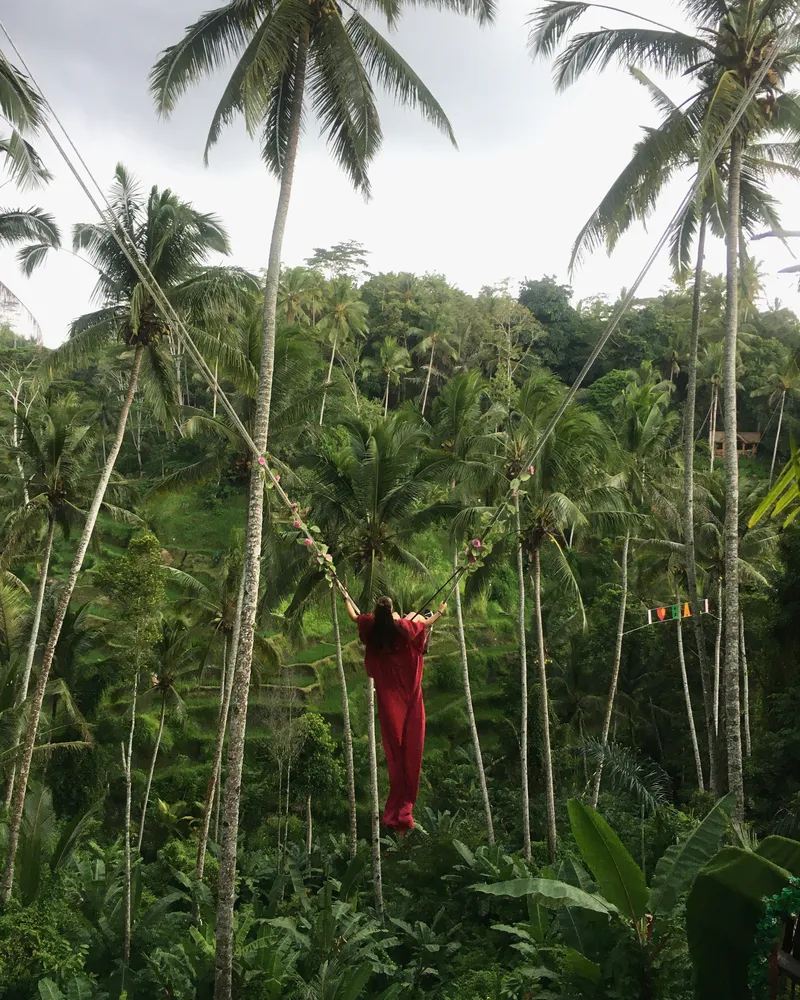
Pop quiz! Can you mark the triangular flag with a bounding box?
[657,607,666,622]
[671,604,680,619]
[684,602,691,618]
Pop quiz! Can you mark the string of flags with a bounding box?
[647,599,710,625]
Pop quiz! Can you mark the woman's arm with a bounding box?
[344,596,360,622]
[406,601,447,625]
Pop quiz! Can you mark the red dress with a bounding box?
[357,615,427,831]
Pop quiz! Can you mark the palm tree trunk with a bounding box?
[331,590,357,856]
[319,331,338,425]
[197,573,244,882]
[366,677,384,920]
[11,386,29,506]
[214,36,309,1000]
[676,602,704,790]
[740,613,751,759]
[421,342,435,415]
[306,793,312,854]
[123,666,140,965]
[213,359,219,419]
[453,550,494,844]
[1,343,144,905]
[383,375,390,417]
[138,695,167,852]
[709,383,718,472]
[722,132,745,819]
[770,389,786,485]
[533,546,557,863]
[514,496,531,863]
[591,529,630,809]
[682,216,719,795]
[714,580,722,736]
[6,516,57,810]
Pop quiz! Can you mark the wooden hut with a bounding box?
[712,431,761,459]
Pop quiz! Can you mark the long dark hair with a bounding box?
[368,596,403,652]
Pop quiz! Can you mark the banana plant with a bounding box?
[477,795,736,986]
[38,978,107,1000]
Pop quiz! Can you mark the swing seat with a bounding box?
[771,914,800,998]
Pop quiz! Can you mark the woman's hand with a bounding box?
[438,601,448,615]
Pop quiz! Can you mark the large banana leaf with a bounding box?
[567,799,648,922]
[649,792,736,916]
[757,836,800,876]
[687,846,790,1000]
[475,877,619,917]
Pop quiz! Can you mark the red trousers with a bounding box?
[375,681,426,831]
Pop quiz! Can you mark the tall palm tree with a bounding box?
[414,306,457,416]
[529,0,800,816]
[287,414,442,902]
[0,166,250,904]
[752,355,800,483]
[0,395,101,807]
[318,277,368,424]
[152,11,494,978]
[1,396,96,705]
[431,372,498,843]
[362,336,412,416]
[505,372,623,862]
[0,53,62,335]
[278,265,323,326]
[137,618,195,851]
[592,366,675,808]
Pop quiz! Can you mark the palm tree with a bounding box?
[0,395,99,807]
[362,336,412,416]
[752,356,800,483]
[530,0,800,818]
[318,278,368,424]
[137,618,195,851]
[287,414,442,905]
[0,53,62,335]
[505,372,623,862]
[431,372,498,843]
[592,366,675,808]
[414,307,457,416]
[278,265,323,326]
[0,166,249,904]
[151,8,494,983]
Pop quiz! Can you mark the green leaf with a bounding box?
[562,947,601,983]
[757,836,800,876]
[687,847,791,1000]
[649,792,736,916]
[568,799,647,922]
[475,878,619,916]
[38,981,65,1000]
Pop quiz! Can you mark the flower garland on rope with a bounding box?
[256,455,535,609]
[256,456,339,591]
[748,876,800,998]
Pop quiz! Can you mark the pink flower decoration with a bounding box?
[257,456,266,466]
[468,554,477,564]
[325,553,333,561]
[304,538,313,547]
[471,538,482,549]
[529,465,535,475]
[513,488,521,496]
[293,520,302,529]
[275,474,281,483]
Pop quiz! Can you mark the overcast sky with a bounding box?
[2,0,800,347]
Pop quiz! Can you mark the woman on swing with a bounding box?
[344,594,447,832]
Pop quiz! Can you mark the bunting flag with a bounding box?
[647,598,710,625]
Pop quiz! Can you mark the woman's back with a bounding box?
[357,614,426,693]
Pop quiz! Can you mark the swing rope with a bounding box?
[2,6,796,620]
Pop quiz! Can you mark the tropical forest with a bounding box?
[3,1,800,998]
